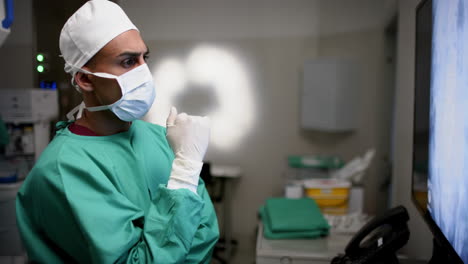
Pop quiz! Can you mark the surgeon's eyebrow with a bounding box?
[117,48,150,58]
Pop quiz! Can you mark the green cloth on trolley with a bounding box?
[259,197,329,239]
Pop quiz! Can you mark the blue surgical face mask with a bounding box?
[67,63,156,122]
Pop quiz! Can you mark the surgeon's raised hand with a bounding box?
[166,107,210,193]
[166,106,211,162]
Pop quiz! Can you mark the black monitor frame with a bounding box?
[411,0,465,263]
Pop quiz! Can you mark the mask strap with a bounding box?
[66,62,83,93]
[66,63,118,93]
[66,102,85,121]
[86,104,110,112]
[78,68,117,79]
[71,75,81,93]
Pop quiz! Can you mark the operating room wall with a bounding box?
[142,37,319,262]
[0,0,395,262]
[118,1,396,263]
[317,30,393,218]
[390,0,432,260]
[0,0,34,89]
[140,32,390,263]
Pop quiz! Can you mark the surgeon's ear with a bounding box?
[74,71,94,92]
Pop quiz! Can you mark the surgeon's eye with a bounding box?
[121,57,137,68]
[143,54,150,62]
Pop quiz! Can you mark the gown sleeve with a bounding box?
[34,149,216,264]
[184,179,220,264]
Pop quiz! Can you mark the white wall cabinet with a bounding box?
[301,59,360,132]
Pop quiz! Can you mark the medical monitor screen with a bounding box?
[413,0,468,262]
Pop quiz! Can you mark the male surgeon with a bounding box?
[16,0,219,263]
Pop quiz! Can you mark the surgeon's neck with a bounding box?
[75,109,130,136]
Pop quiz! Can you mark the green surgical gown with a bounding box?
[16,120,219,263]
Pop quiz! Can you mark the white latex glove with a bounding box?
[166,106,211,162]
[166,106,211,193]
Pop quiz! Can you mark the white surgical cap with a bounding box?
[59,0,138,77]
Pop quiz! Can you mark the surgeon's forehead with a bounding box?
[96,30,147,59]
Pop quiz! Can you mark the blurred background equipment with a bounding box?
[0,0,13,47]
[0,88,58,261]
[0,88,58,162]
[201,162,241,264]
